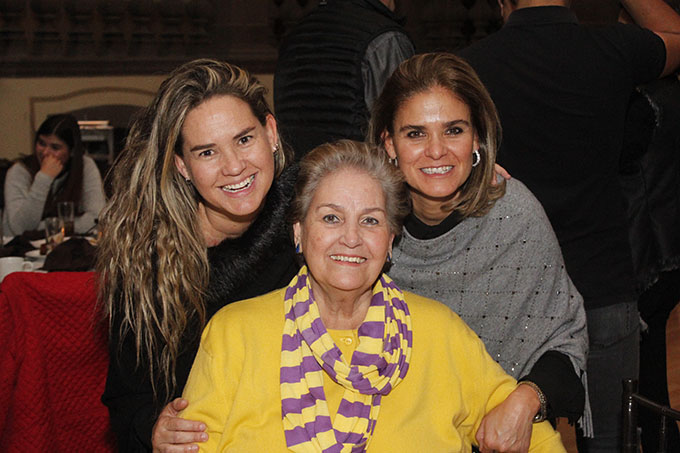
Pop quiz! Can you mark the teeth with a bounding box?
[331,255,366,263]
[422,166,453,175]
[222,175,254,192]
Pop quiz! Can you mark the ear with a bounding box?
[293,222,303,252]
[264,113,279,152]
[174,153,190,180]
[382,130,398,160]
[473,134,480,155]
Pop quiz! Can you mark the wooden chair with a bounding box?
[623,378,680,453]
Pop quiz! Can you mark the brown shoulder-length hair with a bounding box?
[22,113,84,218]
[368,52,505,219]
[96,58,292,399]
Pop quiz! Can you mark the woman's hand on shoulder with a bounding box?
[492,163,511,186]
[475,384,539,453]
[152,398,208,453]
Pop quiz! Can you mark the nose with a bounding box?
[340,222,362,248]
[220,148,247,176]
[423,136,446,160]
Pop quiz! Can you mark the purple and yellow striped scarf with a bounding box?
[280,266,413,453]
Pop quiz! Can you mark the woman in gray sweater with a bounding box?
[369,52,588,453]
[3,114,105,236]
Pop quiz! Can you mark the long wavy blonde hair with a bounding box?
[96,59,290,398]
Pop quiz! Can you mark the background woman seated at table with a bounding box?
[97,59,299,452]
[368,52,589,450]
[179,140,565,452]
[3,113,105,236]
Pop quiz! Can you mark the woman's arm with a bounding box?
[475,182,588,451]
[104,301,212,452]
[620,0,680,77]
[4,163,53,236]
[520,351,585,422]
[103,329,162,452]
[179,320,232,453]
[74,156,106,234]
[475,351,584,453]
[448,311,565,453]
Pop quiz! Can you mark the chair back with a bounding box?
[623,378,680,453]
[0,271,115,452]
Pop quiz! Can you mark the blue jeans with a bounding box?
[577,300,640,453]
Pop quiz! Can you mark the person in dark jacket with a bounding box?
[96,59,299,452]
[274,0,414,159]
[458,0,680,450]
[620,73,680,453]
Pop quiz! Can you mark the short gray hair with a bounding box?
[291,140,410,235]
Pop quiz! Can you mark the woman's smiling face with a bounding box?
[384,85,478,208]
[175,95,277,230]
[294,168,394,303]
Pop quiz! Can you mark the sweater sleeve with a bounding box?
[3,163,53,236]
[102,326,159,453]
[74,156,105,234]
[520,350,585,422]
[445,309,565,452]
[180,315,233,452]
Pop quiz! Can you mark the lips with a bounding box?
[330,255,366,264]
[421,166,453,175]
[221,174,255,192]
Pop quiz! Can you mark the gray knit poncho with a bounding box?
[390,178,588,380]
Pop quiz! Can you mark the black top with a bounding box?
[274,0,410,158]
[403,210,584,421]
[459,6,666,309]
[102,166,300,452]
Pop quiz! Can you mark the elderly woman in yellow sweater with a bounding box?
[179,140,565,452]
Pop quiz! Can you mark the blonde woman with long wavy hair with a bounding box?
[97,59,299,452]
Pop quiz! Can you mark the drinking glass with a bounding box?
[57,201,75,236]
[45,216,64,249]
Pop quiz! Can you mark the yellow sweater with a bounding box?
[181,288,565,452]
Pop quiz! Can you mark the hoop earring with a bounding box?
[389,157,398,166]
[472,149,481,167]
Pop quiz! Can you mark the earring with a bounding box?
[389,157,398,166]
[472,149,481,167]
[184,177,191,183]
[295,243,301,254]
[273,142,280,154]
[386,252,392,263]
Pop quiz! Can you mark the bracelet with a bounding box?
[519,380,548,423]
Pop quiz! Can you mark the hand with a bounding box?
[492,163,511,185]
[39,153,64,179]
[476,384,539,453]
[152,398,208,453]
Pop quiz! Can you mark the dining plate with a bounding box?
[25,249,46,260]
[30,239,46,248]
[30,236,72,249]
